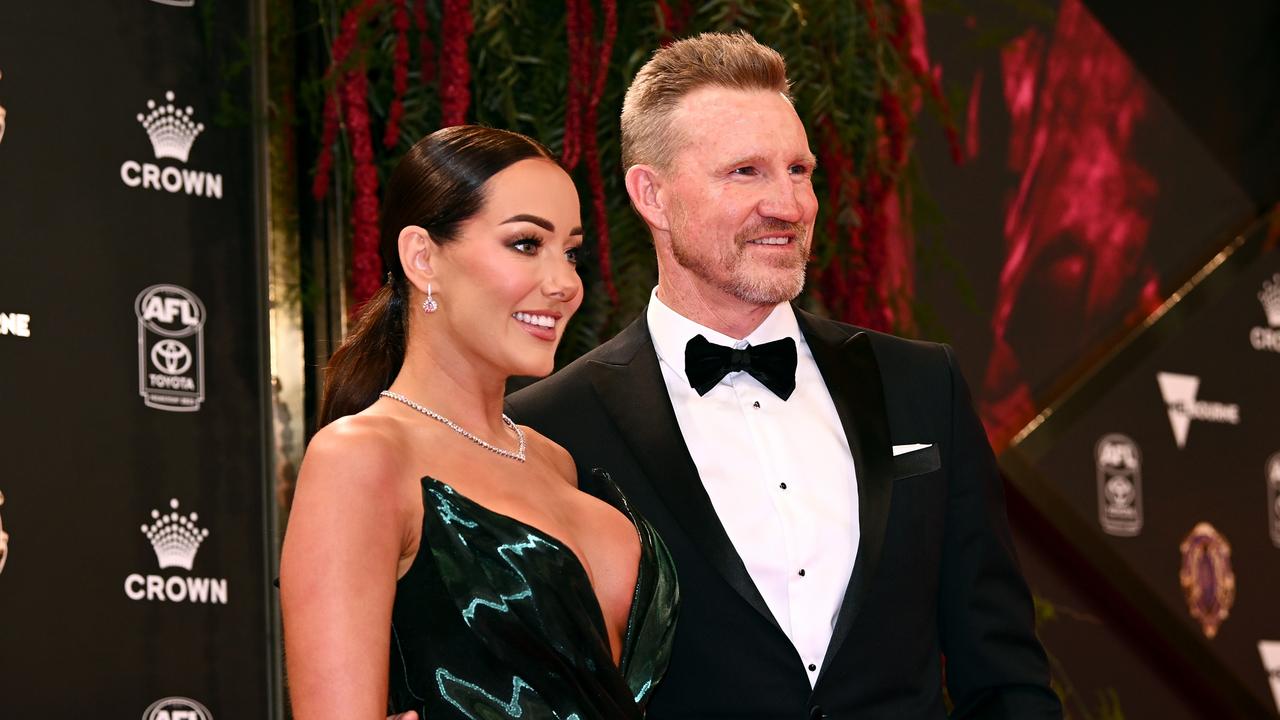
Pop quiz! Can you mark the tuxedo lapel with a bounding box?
[586,314,783,633]
[796,311,893,681]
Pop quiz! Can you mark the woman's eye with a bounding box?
[511,237,541,254]
[565,246,581,264]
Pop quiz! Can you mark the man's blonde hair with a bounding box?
[620,31,792,170]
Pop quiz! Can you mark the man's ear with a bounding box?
[398,225,437,295]
[624,164,671,233]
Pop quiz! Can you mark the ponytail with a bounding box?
[317,281,407,428]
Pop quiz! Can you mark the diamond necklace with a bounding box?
[380,390,527,463]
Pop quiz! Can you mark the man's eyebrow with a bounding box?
[719,153,819,170]
[722,154,768,170]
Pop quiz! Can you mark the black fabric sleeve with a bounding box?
[937,344,1063,719]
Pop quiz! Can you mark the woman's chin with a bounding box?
[506,356,556,380]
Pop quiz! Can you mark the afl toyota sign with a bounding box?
[135,284,207,411]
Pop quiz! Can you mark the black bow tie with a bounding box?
[684,334,797,400]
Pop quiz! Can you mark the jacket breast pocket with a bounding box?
[890,444,941,481]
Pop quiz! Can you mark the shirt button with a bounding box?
[779,482,788,490]
[798,568,806,577]
[808,663,817,672]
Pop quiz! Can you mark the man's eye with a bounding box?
[732,166,758,176]
[790,164,814,176]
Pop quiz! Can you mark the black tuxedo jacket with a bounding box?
[507,308,1061,719]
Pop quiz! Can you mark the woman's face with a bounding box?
[430,158,585,378]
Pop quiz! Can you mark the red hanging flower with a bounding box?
[312,0,378,201]
[313,91,342,200]
[439,0,474,127]
[584,0,619,304]
[657,0,693,40]
[343,67,382,308]
[561,0,585,169]
[413,0,436,87]
[383,0,411,149]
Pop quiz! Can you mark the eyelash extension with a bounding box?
[509,234,542,250]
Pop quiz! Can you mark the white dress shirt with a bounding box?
[647,290,860,684]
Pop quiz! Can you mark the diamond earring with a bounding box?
[422,283,439,314]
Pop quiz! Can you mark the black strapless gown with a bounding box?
[387,470,679,719]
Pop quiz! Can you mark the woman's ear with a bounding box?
[398,225,436,295]
[624,164,671,233]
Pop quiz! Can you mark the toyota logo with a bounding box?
[150,339,192,375]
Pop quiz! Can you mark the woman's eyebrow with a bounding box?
[502,214,554,231]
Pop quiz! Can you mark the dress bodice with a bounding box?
[387,470,679,719]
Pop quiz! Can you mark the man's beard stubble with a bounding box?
[670,215,811,306]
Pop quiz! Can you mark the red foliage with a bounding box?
[563,0,619,304]
[439,0,473,127]
[585,0,619,304]
[413,0,436,88]
[656,0,693,40]
[311,0,378,202]
[383,0,411,149]
[343,68,383,308]
[562,0,587,170]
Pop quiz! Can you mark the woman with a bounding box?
[280,126,677,719]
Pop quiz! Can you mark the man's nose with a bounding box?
[758,175,805,223]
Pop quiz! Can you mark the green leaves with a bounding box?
[308,0,951,355]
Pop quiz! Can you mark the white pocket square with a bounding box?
[892,443,933,456]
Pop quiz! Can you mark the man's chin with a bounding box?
[726,273,805,306]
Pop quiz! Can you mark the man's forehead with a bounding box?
[673,85,791,115]
[669,87,810,162]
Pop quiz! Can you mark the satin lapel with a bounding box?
[586,315,783,633]
[797,312,893,680]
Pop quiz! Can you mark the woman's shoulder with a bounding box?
[310,410,403,454]
[299,411,415,492]
[518,425,579,489]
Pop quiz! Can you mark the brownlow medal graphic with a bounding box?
[0,68,7,144]
[0,489,9,575]
[1179,522,1235,638]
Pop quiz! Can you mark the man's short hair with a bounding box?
[620,31,792,171]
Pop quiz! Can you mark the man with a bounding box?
[508,32,1062,719]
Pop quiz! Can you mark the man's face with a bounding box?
[659,86,818,306]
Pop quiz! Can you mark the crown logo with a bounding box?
[1260,273,1280,328]
[141,498,209,570]
[136,91,205,163]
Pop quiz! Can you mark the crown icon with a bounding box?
[141,498,209,570]
[136,91,205,163]
[1259,273,1280,328]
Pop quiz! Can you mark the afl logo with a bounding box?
[135,284,207,412]
[136,284,206,337]
[142,696,212,720]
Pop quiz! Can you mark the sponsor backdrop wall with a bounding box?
[0,1,273,718]
[1008,232,1280,715]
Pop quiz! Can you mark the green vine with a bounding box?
[304,0,957,362]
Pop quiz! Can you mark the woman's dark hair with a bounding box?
[318,125,556,427]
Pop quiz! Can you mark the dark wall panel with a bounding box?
[0,2,270,717]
